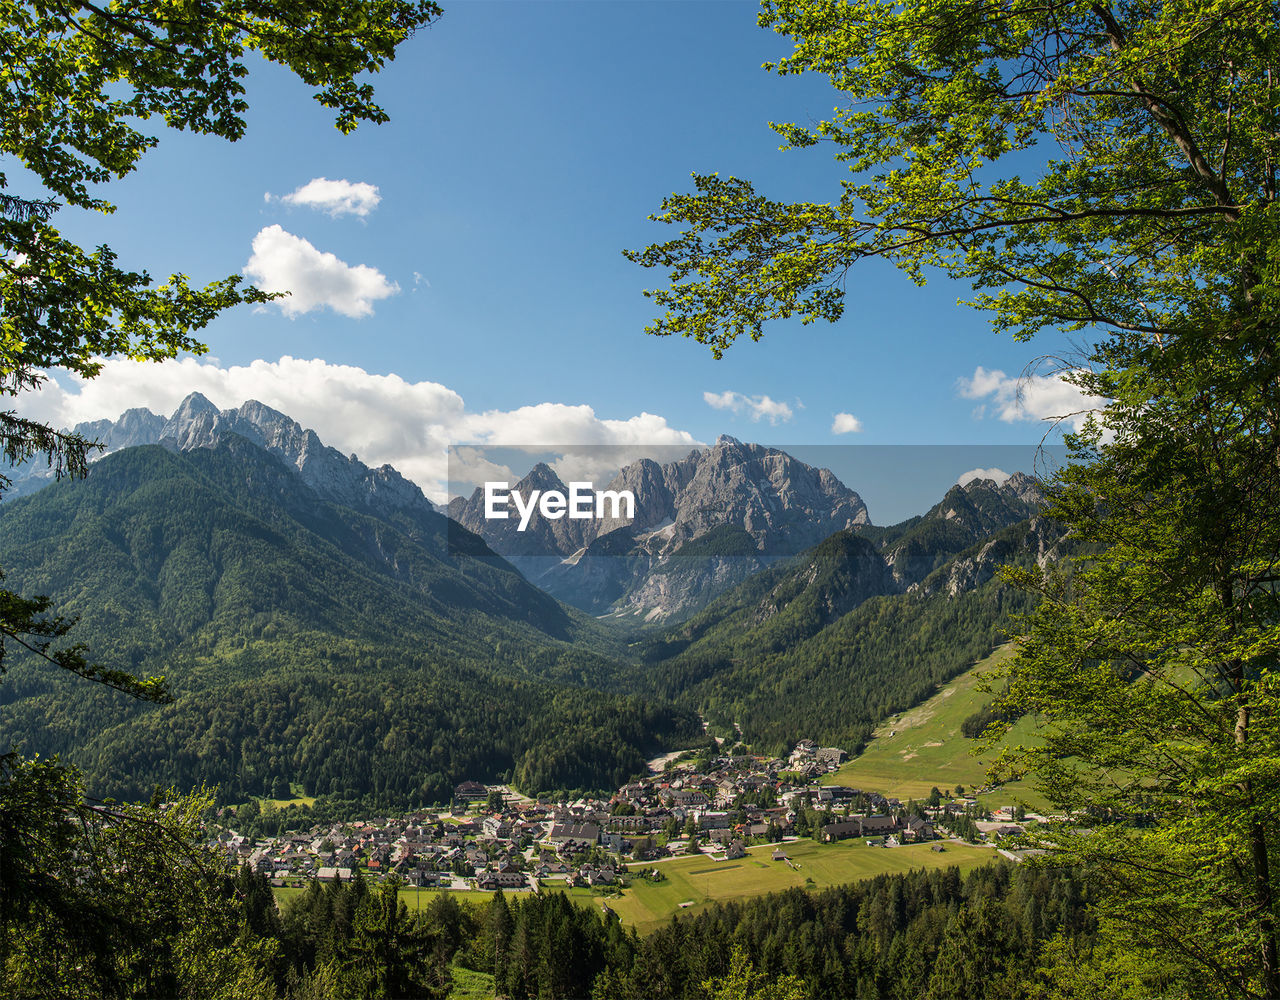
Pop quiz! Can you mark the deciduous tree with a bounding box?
[0,770,278,997]
[0,0,440,693]
[700,944,807,1000]
[629,1,1280,994]
[0,2,438,989]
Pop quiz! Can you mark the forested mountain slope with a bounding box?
[0,422,1058,803]
[643,472,1046,660]
[0,437,700,803]
[636,507,1065,753]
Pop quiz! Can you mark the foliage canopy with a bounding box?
[0,1,440,989]
[630,1,1280,995]
[0,0,440,477]
[628,0,1279,361]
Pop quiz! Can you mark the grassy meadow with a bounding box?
[830,646,1050,811]
[447,965,496,999]
[601,838,993,935]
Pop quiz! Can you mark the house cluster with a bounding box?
[787,739,849,775]
[217,814,536,892]
[820,812,935,846]
[213,740,962,892]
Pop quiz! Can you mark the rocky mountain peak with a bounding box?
[170,391,218,421]
[1002,471,1043,504]
[452,441,871,620]
[519,462,567,491]
[157,397,431,518]
[73,407,168,454]
[917,472,1045,545]
[4,394,434,519]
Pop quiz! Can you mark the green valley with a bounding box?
[4,0,1266,992]
[0,427,1057,809]
[0,438,703,804]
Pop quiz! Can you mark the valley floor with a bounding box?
[274,836,995,938]
[263,652,1048,944]
[583,837,994,935]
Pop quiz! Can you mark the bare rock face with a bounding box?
[636,436,870,556]
[8,392,433,519]
[158,394,433,519]
[449,436,871,621]
[447,462,589,559]
[75,407,169,453]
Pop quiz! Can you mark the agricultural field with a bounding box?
[604,838,994,934]
[831,647,1050,811]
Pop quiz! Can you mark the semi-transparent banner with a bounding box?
[443,442,1067,583]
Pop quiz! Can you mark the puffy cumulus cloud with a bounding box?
[831,412,863,434]
[451,404,703,490]
[18,356,700,503]
[958,467,1011,487]
[276,177,381,217]
[957,366,1103,430]
[243,225,399,318]
[446,447,520,497]
[455,403,694,449]
[703,390,794,424]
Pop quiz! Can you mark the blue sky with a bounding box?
[18,1,1094,518]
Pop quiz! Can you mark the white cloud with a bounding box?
[243,225,398,318]
[447,447,520,496]
[956,366,1103,431]
[18,356,701,504]
[703,390,794,424]
[831,412,863,434]
[958,467,1011,487]
[276,177,381,217]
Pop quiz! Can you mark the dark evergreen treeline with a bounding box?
[228,860,1096,999]
[12,661,698,805]
[228,868,628,998]
[960,696,1014,739]
[584,862,1093,1000]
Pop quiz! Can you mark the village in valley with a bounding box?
[220,738,1042,912]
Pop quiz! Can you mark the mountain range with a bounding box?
[17,398,1044,624]
[450,437,871,620]
[9,392,431,522]
[0,395,1056,804]
[625,468,1058,747]
[0,411,699,803]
